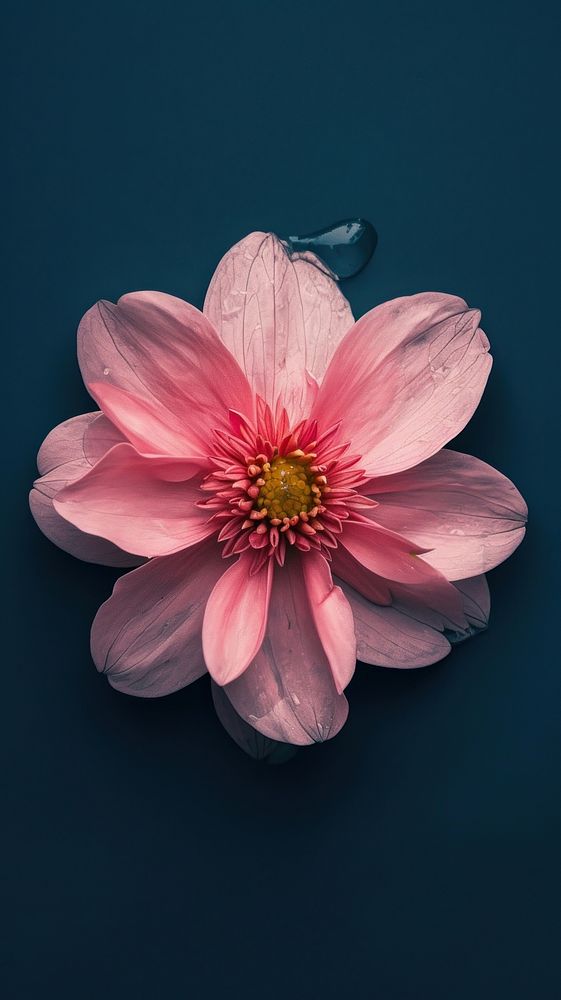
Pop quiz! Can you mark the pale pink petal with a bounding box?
[340,518,449,585]
[312,293,492,476]
[336,572,490,669]
[224,558,349,745]
[31,412,140,567]
[202,553,273,685]
[91,539,225,697]
[78,291,254,455]
[204,232,354,422]
[362,449,527,580]
[330,545,393,605]
[87,382,198,459]
[301,551,356,693]
[390,576,490,639]
[450,575,490,641]
[37,412,121,475]
[331,543,466,626]
[211,682,298,761]
[53,442,212,557]
[82,413,126,465]
[340,582,452,668]
[30,481,141,567]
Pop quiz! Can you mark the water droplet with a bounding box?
[103,367,110,376]
[286,218,377,279]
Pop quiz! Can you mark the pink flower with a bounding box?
[30,232,527,749]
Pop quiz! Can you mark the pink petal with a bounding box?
[91,539,225,697]
[30,482,141,568]
[450,575,490,640]
[339,582,452,668]
[53,442,213,557]
[202,553,273,685]
[204,232,354,422]
[37,412,121,475]
[333,540,467,627]
[301,551,356,693]
[78,291,254,456]
[362,449,527,580]
[31,412,140,567]
[87,382,202,459]
[335,572,490,669]
[340,517,447,585]
[211,681,297,761]
[330,545,393,604]
[224,557,349,745]
[391,575,490,636]
[312,293,492,476]
[82,413,126,465]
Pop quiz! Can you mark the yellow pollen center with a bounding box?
[257,456,316,520]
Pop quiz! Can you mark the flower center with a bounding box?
[201,410,367,570]
[256,456,314,521]
[255,453,323,523]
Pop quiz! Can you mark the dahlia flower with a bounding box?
[30,232,527,750]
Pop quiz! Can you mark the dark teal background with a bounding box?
[4,2,560,997]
